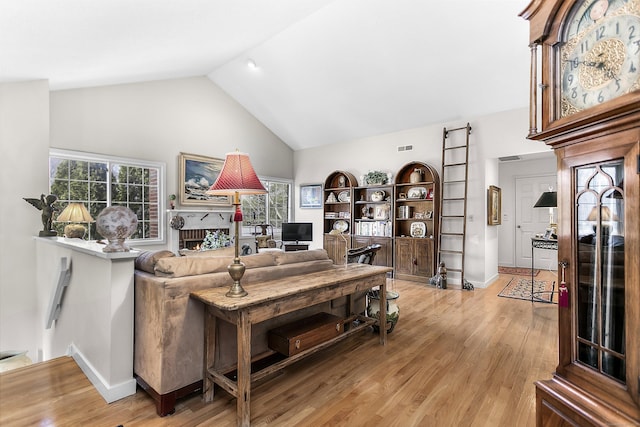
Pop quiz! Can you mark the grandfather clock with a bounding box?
[521,0,639,425]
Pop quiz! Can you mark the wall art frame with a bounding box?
[178,152,231,207]
[487,185,502,225]
[299,184,323,208]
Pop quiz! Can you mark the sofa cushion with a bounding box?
[154,252,276,278]
[135,250,175,274]
[273,249,330,265]
[179,247,236,257]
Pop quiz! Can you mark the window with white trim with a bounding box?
[241,179,291,239]
[49,149,165,243]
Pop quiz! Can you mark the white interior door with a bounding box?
[515,175,558,269]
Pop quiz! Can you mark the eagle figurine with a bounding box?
[24,194,59,237]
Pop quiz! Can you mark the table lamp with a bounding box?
[207,151,267,297]
[56,202,94,238]
[534,187,557,231]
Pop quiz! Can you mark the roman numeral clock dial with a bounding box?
[560,0,640,116]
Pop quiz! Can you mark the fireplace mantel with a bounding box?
[166,209,233,253]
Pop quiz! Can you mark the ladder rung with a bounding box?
[443,162,466,167]
[439,250,464,254]
[443,197,465,201]
[443,180,466,184]
[442,215,465,218]
[444,145,467,151]
[444,125,471,133]
[441,233,464,236]
[445,268,463,273]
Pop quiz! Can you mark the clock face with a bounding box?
[560,0,640,116]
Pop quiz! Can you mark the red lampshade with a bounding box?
[207,151,267,195]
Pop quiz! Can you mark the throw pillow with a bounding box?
[135,250,175,274]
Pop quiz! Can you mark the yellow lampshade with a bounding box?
[57,203,94,222]
[56,203,95,238]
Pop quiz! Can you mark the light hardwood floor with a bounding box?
[0,272,558,426]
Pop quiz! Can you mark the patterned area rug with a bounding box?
[498,266,539,276]
[498,277,556,303]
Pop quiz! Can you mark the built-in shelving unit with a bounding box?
[393,162,440,282]
[352,184,393,267]
[322,171,358,265]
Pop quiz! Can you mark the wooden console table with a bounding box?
[191,263,391,426]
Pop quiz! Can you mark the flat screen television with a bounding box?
[281,222,313,243]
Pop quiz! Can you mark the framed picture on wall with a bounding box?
[300,184,322,208]
[487,185,502,225]
[178,152,231,206]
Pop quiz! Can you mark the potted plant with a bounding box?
[169,194,176,209]
[363,170,389,185]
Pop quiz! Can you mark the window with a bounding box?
[49,149,165,244]
[241,178,291,239]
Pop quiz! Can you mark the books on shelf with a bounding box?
[354,220,392,237]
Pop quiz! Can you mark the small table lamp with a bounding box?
[56,203,95,238]
[207,151,267,297]
[534,188,557,231]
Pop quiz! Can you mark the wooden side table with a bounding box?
[191,264,391,426]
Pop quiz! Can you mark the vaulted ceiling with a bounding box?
[1,0,532,150]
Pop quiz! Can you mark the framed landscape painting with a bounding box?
[178,153,231,206]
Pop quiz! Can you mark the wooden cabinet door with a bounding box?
[323,234,350,265]
[394,238,413,277]
[414,238,434,277]
[370,236,392,267]
[352,235,370,249]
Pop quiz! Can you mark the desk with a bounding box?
[191,264,391,426]
[531,238,558,303]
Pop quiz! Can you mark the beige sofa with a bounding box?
[134,248,355,416]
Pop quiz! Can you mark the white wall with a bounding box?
[0,81,50,361]
[294,107,550,287]
[50,76,294,201]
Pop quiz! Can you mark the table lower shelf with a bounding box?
[206,314,376,397]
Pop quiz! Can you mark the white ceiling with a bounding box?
[1,0,532,150]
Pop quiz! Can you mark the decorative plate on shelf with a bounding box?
[333,219,349,232]
[407,187,426,199]
[337,191,350,203]
[410,222,426,238]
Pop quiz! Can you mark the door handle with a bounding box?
[517,225,521,229]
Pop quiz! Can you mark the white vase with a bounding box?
[367,290,400,333]
[410,168,423,183]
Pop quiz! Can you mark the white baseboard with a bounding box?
[482,273,499,288]
[67,344,136,403]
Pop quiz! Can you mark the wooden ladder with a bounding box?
[436,123,473,289]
